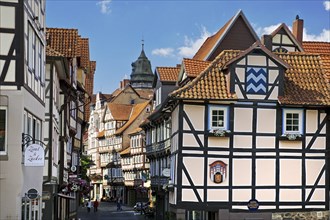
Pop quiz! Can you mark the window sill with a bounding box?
[208,129,231,137]
[278,133,302,141]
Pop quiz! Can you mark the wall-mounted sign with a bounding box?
[209,161,227,184]
[24,144,45,167]
[27,188,38,199]
[247,199,259,211]
[162,168,170,177]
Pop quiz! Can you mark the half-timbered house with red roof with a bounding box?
[141,65,181,218]
[142,10,330,220]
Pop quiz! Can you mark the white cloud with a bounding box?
[97,0,112,14]
[324,1,330,10]
[256,24,330,42]
[255,23,282,36]
[151,48,175,57]
[177,26,211,58]
[303,28,330,42]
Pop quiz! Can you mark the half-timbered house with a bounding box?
[0,0,46,219]
[144,11,330,220]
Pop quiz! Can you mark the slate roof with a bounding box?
[156,67,180,82]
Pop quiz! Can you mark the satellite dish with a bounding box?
[71,166,77,172]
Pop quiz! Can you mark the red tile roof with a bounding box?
[171,50,241,100]
[156,67,180,82]
[278,52,330,106]
[182,58,211,78]
[303,42,330,81]
[46,28,80,58]
[115,101,150,135]
[171,49,330,106]
[107,103,133,121]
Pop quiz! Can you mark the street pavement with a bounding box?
[75,201,152,220]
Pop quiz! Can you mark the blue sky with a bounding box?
[46,1,330,94]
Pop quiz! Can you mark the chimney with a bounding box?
[261,35,273,51]
[292,15,304,44]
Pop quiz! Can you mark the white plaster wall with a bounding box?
[256,136,276,149]
[232,189,251,202]
[172,106,179,133]
[247,55,267,66]
[306,136,326,150]
[306,110,318,133]
[279,189,301,201]
[256,189,276,202]
[306,159,325,185]
[257,109,276,133]
[235,67,245,82]
[208,137,229,148]
[183,105,204,131]
[233,135,252,148]
[232,159,251,186]
[306,188,325,202]
[182,133,203,147]
[182,157,204,186]
[207,189,228,201]
[182,188,203,202]
[280,159,301,185]
[268,87,279,100]
[279,141,302,149]
[234,108,253,132]
[320,113,326,134]
[0,5,15,28]
[282,35,293,45]
[268,69,279,83]
[256,159,275,186]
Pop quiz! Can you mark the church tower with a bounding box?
[130,41,154,89]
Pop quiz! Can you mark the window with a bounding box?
[283,109,303,134]
[0,107,7,153]
[208,106,229,130]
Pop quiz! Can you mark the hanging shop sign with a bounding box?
[24,144,45,167]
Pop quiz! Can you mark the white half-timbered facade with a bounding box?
[143,12,330,220]
[0,0,46,219]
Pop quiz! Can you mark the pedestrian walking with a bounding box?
[116,197,120,211]
[93,199,99,212]
[86,200,92,213]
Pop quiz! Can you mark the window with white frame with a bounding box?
[283,109,303,134]
[208,106,229,130]
[0,107,7,153]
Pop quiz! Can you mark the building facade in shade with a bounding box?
[0,0,46,219]
[43,28,95,220]
[142,10,330,220]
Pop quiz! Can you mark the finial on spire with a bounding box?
[141,37,144,51]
